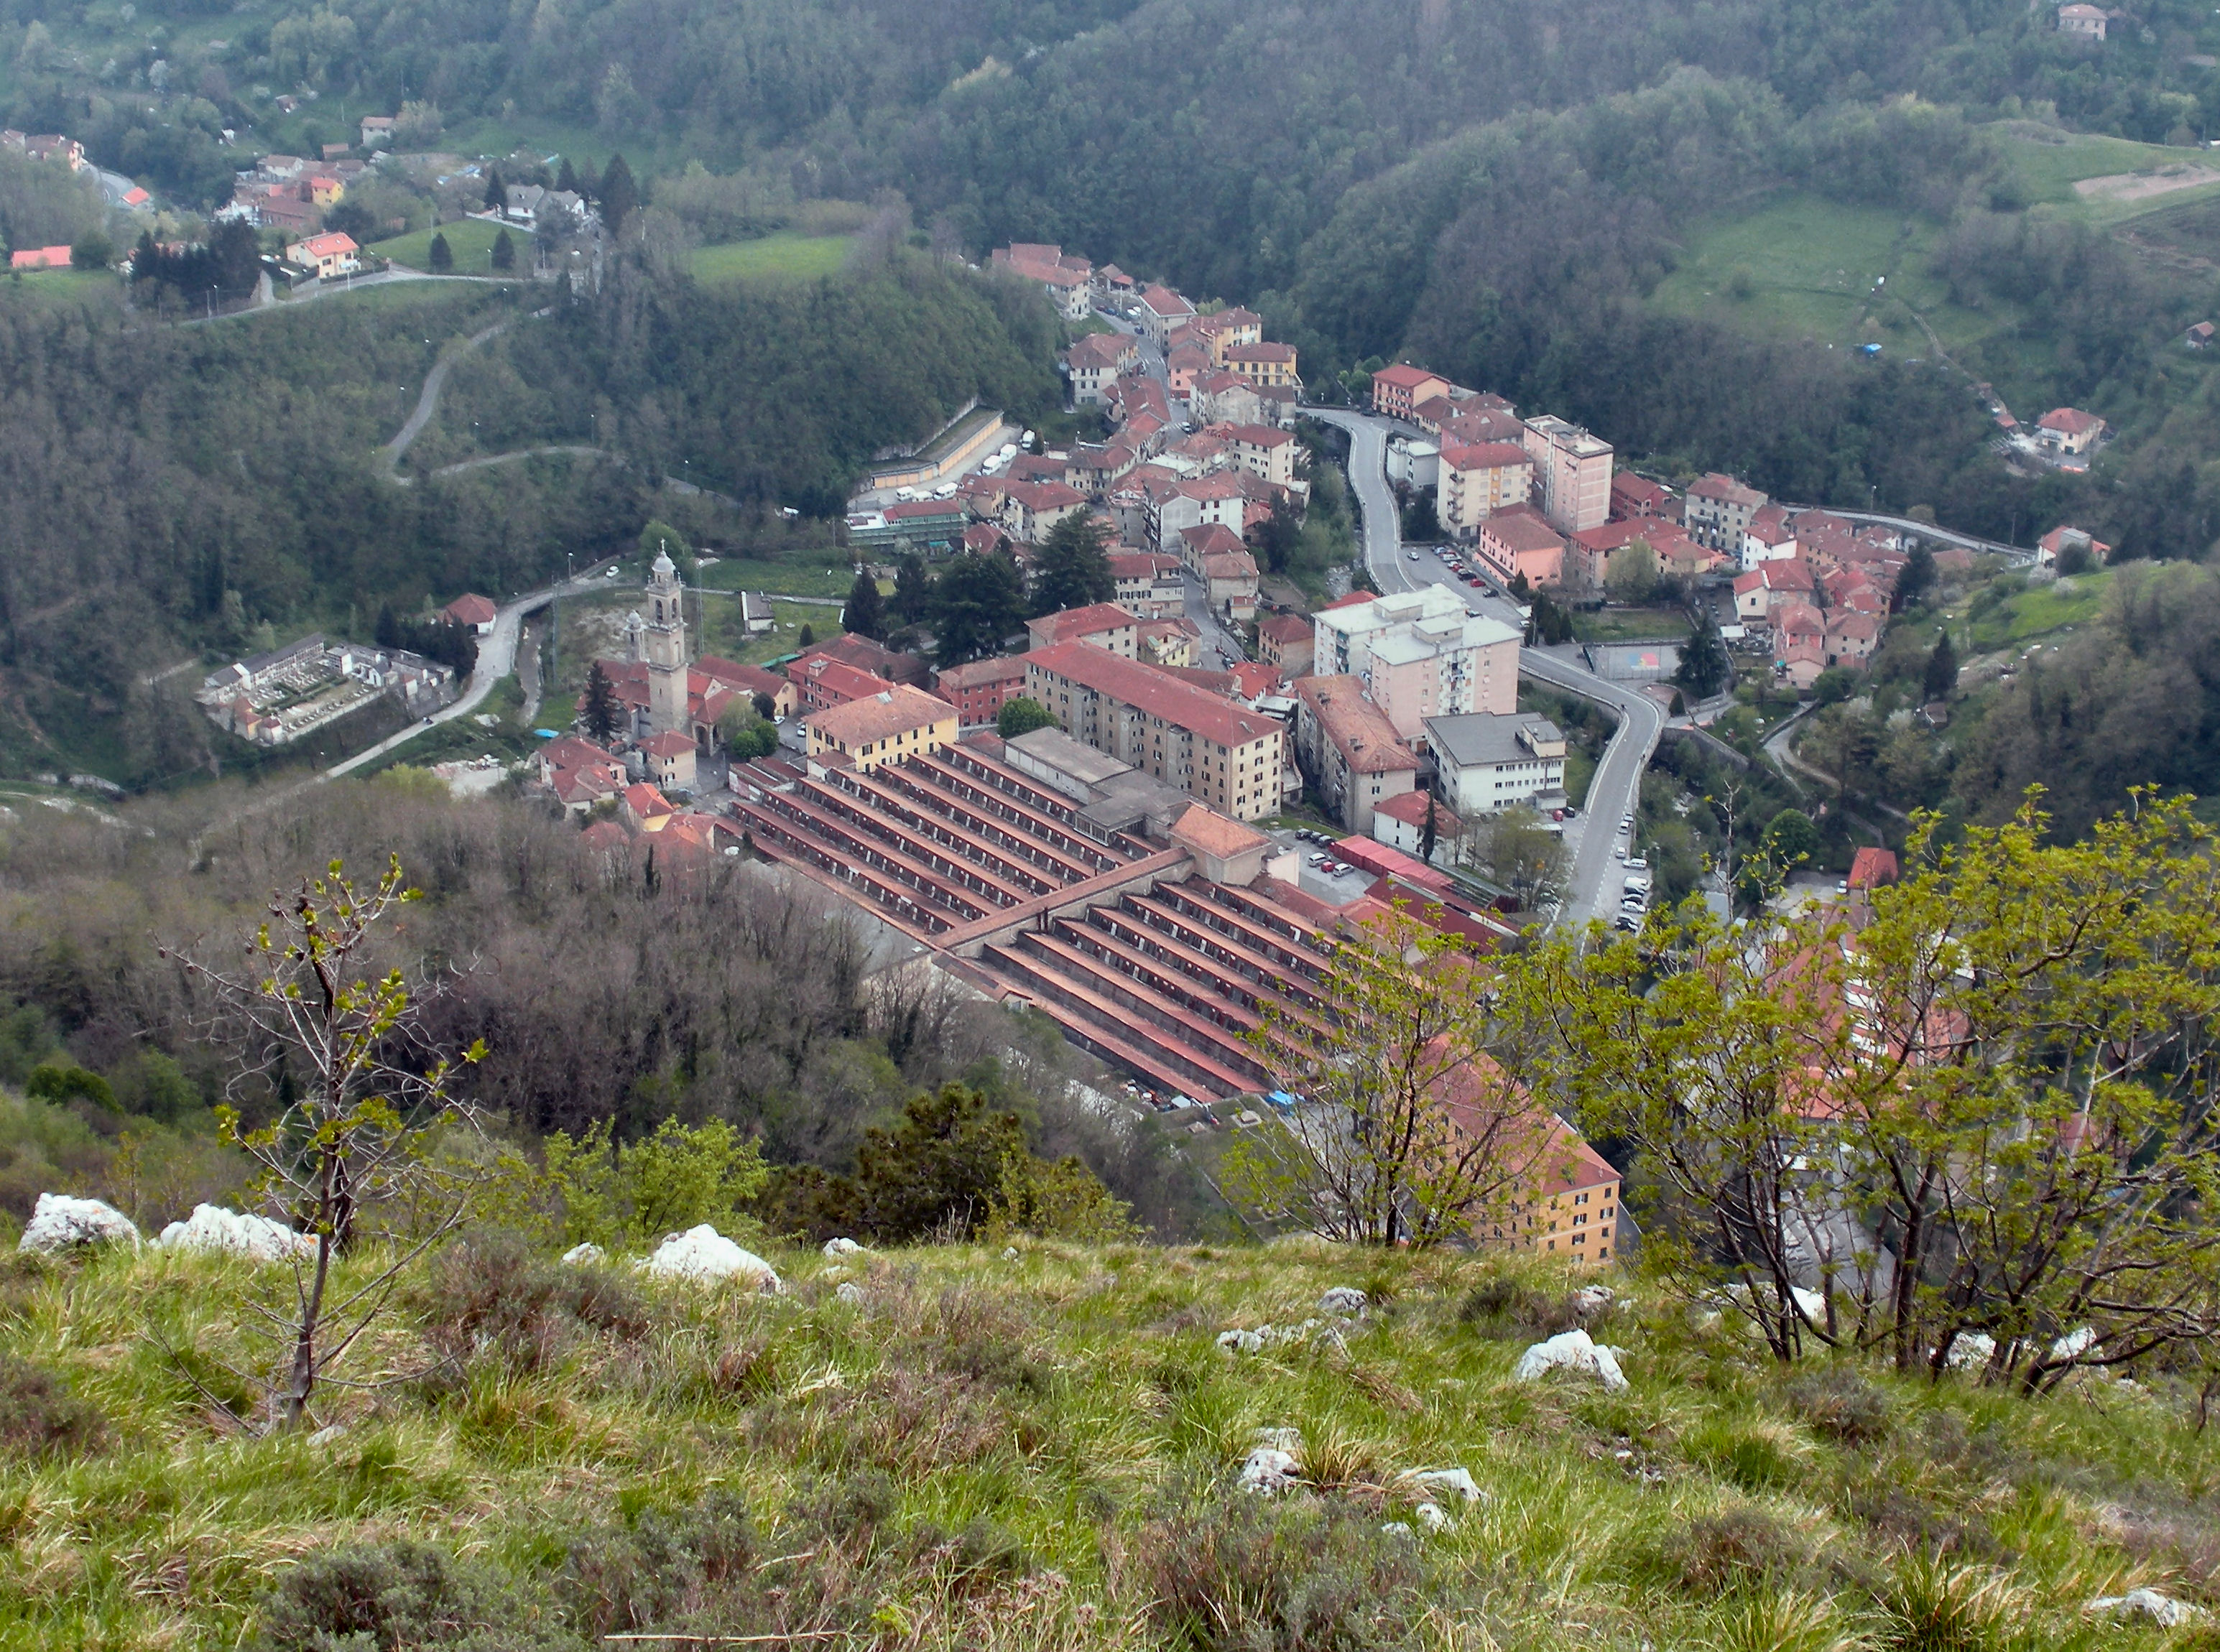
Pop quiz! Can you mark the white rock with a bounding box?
[307,1423,347,1447]
[638,1225,782,1292]
[1002,1246,1019,1261]
[823,1237,866,1258]
[1380,1521,1417,1541]
[1512,1328,1629,1391]
[1571,1284,1615,1319]
[560,1242,606,1266]
[156,1204,313,1263]
[18,1193,139,1253]
[1237,1447,1300,1494]
[1217,1328,1266,1355]
[835,1281,864,1304]
[1412,1500,1451,1532]
[1943,1332,1996,1371]
[1402,1467,1486,1505]
[2050,1326,2096,1362]
[1318,1286,1367,1317]
[2089,1590,2200,1628]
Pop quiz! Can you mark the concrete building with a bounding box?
[2058,2,2106,37]
[1477,1112,1622,1266]
[1222,423,1298,487]
[1438,440,1533,539]
[1371,363,1452,422]
[1222,341,1298,389]
[933,655,1030,726]
[1027,602,1141,657]
[2035,407,2105,455]
[1313,585,1521,738]
[1254,612,1315,679]
[1062,331,1138,404]
[1425,711,1566,817]
[1108,551,1186,618]
[992,243,1094,319]
[1387,437,1440,492]
[1475,504,1567,588]
[1520,415,1612,534]
[1685,473,1768,555]
[805,684,958,771]
[1025,643,1285,820]
[1292,677,1420,835]
[632,551,690,739]
[1138,284,1197,348]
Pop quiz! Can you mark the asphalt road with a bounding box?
[1303,407,1665,934]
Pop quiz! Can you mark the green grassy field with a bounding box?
[372,217,530,276]
[696,556,858,600]
[1961,568,2114,653]
[0,266,119,315]
[1573,605,1694,644]
[690,232,854,286]
[6,1230,2216,1650]
[1996,124,2219,210]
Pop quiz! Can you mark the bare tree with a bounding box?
[162,855,490,1431]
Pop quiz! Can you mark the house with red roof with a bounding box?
[1475,503,1566,588]
[2035,406,2104,455]
[1609,470,1672,520]
[1370,363,1453,422]
[285,231,359,278]
[1026,602,1141,656]
[439,593,498,634]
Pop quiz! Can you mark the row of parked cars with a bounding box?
[1407,543,1491,590]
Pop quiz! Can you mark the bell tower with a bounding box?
[642,550,690,738]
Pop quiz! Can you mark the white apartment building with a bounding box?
[1520,415,1613,534]
[1312,586,1521,742]
[1425,711,1568,816]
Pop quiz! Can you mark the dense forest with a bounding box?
[0,251,1058,782]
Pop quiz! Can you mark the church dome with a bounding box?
[652,550,677,577]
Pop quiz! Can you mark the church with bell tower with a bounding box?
[628,550,690,739]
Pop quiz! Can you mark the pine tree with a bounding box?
[798,623,816,648]
[1030,514,1114,616]
[583,661,618,742]
[427,231,453,273]
[491,228,515,272]
[556,156,581,196]
[843,570,886,640]
[599,153,637,237]
[374,603,400,649]
[1673,615,1730,700]
[892,554,933,624]
[483,167,504,213]
[1923,631,1959,702]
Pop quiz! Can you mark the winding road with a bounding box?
[1303,407,1666,934]
[381,317,519,481]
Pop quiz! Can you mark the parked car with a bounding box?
[1627,855,1648,870]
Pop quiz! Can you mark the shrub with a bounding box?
[558,1490,756,1639]
[254,1539,579,1651]
[0,1363,105,1460]
[1134,1482,1425,1652]
[1456,1276,1583,1340]
[1785,1365,1894,1446]
[419,1233,652,1374]
[1665,1506,1807,1595]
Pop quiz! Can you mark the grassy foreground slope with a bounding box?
[2,1237,2215,1651]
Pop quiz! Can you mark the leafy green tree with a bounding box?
[1229,909,1567,1246]
[1029,513,1114,616]
[892,554,933,624]
[599,153,637,237]
[639,519,690,572]
[162,857,492,1429]
[1248,492,1303,573]
[427,231,453,273]
[1460,804,1568,911]
[68,232,111,272]
[539,1116,768,1248]
[1923,631,1958,702]
[1400,489,1440,541]
[1606,541,1659,605]
[1811,666,1859,705]
[1673,615,1729,699]
[933,552,1025,665]
[583,661,619,742]
[1895,544,1935,610]
[490,228,515,272]
[25,1062,116,1112]
[1760,807,1818,871]
[843,569,885,640]
[997,696,1055,739]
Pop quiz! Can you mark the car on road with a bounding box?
[1614,847,1626,860]
[1627,856,1649,871]
[1407,548,1420,560]
[1614,914,1640,932]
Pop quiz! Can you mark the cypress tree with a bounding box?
[844,570,886,640]
[1924,632,1959,702]
[599,153,637,237]
[491,228,515,272]
[427,232,453,273]
[482,167,504,213]
[583,661,619,742]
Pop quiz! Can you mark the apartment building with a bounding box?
[1371,363,1452,422]
[1138,284,1197,348]
[1311,585,1521,740]
[1024,643,1285,820]
[1425,711,1567,816]
[1437,439,1535,539]
[1475,504,1567,588]
[1222,422,1298,486]
[1061,331,1139,404]
[1026,602,1141,658]
[1520,414,1613,534]
[1292,676,1420,835]
[1108,551,1186,618]
[932,655,1029,727]
[1193,306,1262,363]
[805,685,958,771]
[1685,473,1768,554]
[1223,341,1299,389]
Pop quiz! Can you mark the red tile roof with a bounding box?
[439,593,497,626]
[1295,677,1418,775]
[1027,643,1282,749]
